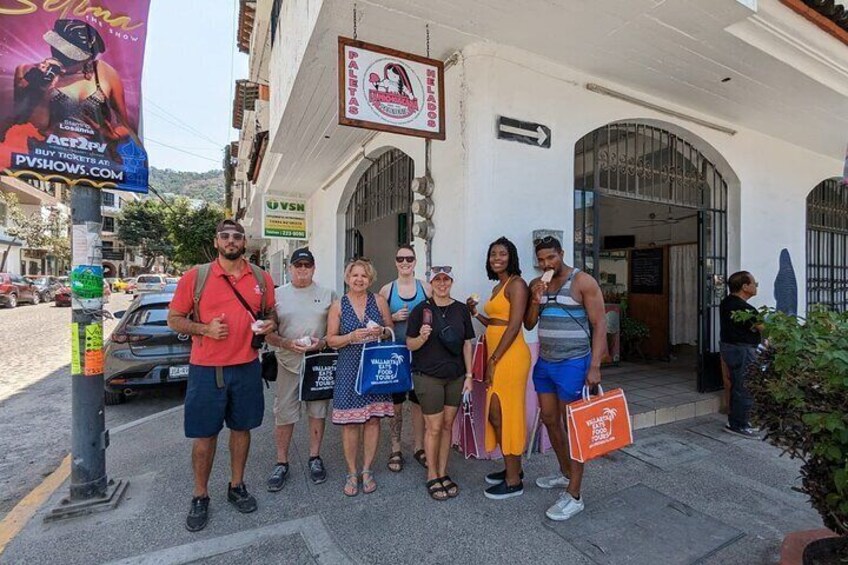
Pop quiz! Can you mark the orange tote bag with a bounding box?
[567,385,633,463]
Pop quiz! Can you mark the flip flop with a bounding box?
[387,451,404,473]
[413,449,427,468]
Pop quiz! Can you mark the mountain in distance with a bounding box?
[148,167,225,205]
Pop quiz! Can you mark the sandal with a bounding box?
[343,473,359,497]
[361,469,377,494]
[426,478,448,501]
[413,449,427,469]
[440,475,459,498]
[387,451,404,473]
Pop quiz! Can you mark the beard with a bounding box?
[220,248,244,260]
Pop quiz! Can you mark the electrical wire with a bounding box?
[144,99,223,148]
[145,138,221,163]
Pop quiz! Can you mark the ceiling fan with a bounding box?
[629,207,697,229]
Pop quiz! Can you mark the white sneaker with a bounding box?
[535,473,570,489]
[545,492,585,521]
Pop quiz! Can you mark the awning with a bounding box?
[0,176,60,206]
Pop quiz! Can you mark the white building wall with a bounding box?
[268,41,842,314]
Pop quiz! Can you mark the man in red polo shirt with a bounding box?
[168,219,276,532]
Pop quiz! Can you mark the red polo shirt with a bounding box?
[170,258,276,367]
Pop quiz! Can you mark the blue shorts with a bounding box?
[184,360,264,438]
[532,355,591,402]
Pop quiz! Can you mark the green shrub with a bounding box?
[744,308,848,536]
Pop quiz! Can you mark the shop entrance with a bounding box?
[574,123,728,392]
[344,148,414,289]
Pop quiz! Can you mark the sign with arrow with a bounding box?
[497,116,551,148]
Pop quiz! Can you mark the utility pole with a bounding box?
[46,184,126,521]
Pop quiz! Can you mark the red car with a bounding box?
[0,273,40,308]
[54,282,72,307]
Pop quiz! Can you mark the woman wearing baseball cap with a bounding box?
[405,266,475,500]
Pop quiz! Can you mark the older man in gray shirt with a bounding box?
[265,248,336,490]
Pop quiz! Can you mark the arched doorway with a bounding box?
[806,178,848,312]
[574,123,729,392]
[344,148,414,288]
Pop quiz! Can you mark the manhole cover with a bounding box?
[621,433,710,470]
[544,484,744,564]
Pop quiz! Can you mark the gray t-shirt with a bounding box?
[274,283,337,373]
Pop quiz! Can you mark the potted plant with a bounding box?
[743,308,848,564]
[619,299,650,361]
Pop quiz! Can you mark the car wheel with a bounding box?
[7,293,17,308]
[104,389,126,406]
[32,293,40,305]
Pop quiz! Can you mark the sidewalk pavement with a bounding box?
[1,395,823,565]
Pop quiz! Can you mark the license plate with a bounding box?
[169,365,189,378]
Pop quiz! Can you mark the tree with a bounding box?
[0,192,62,272]
[165,198,226,267]
[118,199,172,271]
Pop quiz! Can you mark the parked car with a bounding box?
[112,278,130,293]
[165,277,180,285]
[54,282,72,307]
[104,291,189,405]
[123,278,137,294]
[27,276,62,302]
[0,273,40,308]
[134,274,166,294]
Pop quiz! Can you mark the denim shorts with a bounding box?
[532,354,591,402]
[184,360,264,438]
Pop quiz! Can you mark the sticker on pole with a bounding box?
[71,265,103,299]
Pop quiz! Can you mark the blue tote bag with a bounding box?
[355,330,413,395]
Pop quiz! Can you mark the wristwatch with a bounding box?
[464,373,473,379]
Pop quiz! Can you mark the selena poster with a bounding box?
[0,1,151,193]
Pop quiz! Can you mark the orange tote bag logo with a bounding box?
[567,387,633,463]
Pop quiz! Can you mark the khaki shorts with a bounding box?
[273,364,330,426]
[413,372,464,415]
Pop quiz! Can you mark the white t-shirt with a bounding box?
[274,282,337,373]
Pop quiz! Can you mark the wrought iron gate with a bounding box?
[574,123,728,392]
[807,178,848,312]
[344,149,414,261]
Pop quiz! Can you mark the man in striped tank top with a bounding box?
[524,236,607,522]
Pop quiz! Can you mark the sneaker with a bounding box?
[484,480,524,500]
[227,482,257,513]
[267,463,289,492]
[723,425,761,440]
[545,492,585,521]
[309,456,327,484]
[485,469,524,485]
[185,495,209,532]
[535,473,570,489]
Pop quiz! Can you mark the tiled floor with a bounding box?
[604,360,723,430]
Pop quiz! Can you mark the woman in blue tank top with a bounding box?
[379,244,431,472]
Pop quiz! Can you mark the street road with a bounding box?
[0,293,184,521]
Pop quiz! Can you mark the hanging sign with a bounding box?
[263,196,307,239]
[0,1,152,193]
[338,37,445,140]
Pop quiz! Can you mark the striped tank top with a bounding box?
[538,268,591,361]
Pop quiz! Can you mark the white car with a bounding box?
[134,274,167,294]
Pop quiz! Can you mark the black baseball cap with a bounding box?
[215,219,245,234]
[290,248,315,265]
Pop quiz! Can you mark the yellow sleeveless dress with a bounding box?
[483,278,531,456]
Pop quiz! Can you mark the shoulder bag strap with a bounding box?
[192,263,212,323]
[246,263,267,316]
[222,275,259,319]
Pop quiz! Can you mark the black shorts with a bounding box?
[184,360,264,438]
[391,389,419,405]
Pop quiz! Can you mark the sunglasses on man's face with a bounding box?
[218,231,244,241]
[396,256,415,263]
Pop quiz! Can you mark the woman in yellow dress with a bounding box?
[467,237,531,499]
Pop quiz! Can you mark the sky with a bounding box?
[141,0,248,172]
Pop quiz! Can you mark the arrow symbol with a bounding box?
[498,121,550,147]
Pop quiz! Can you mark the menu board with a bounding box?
[630,248,664,294]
